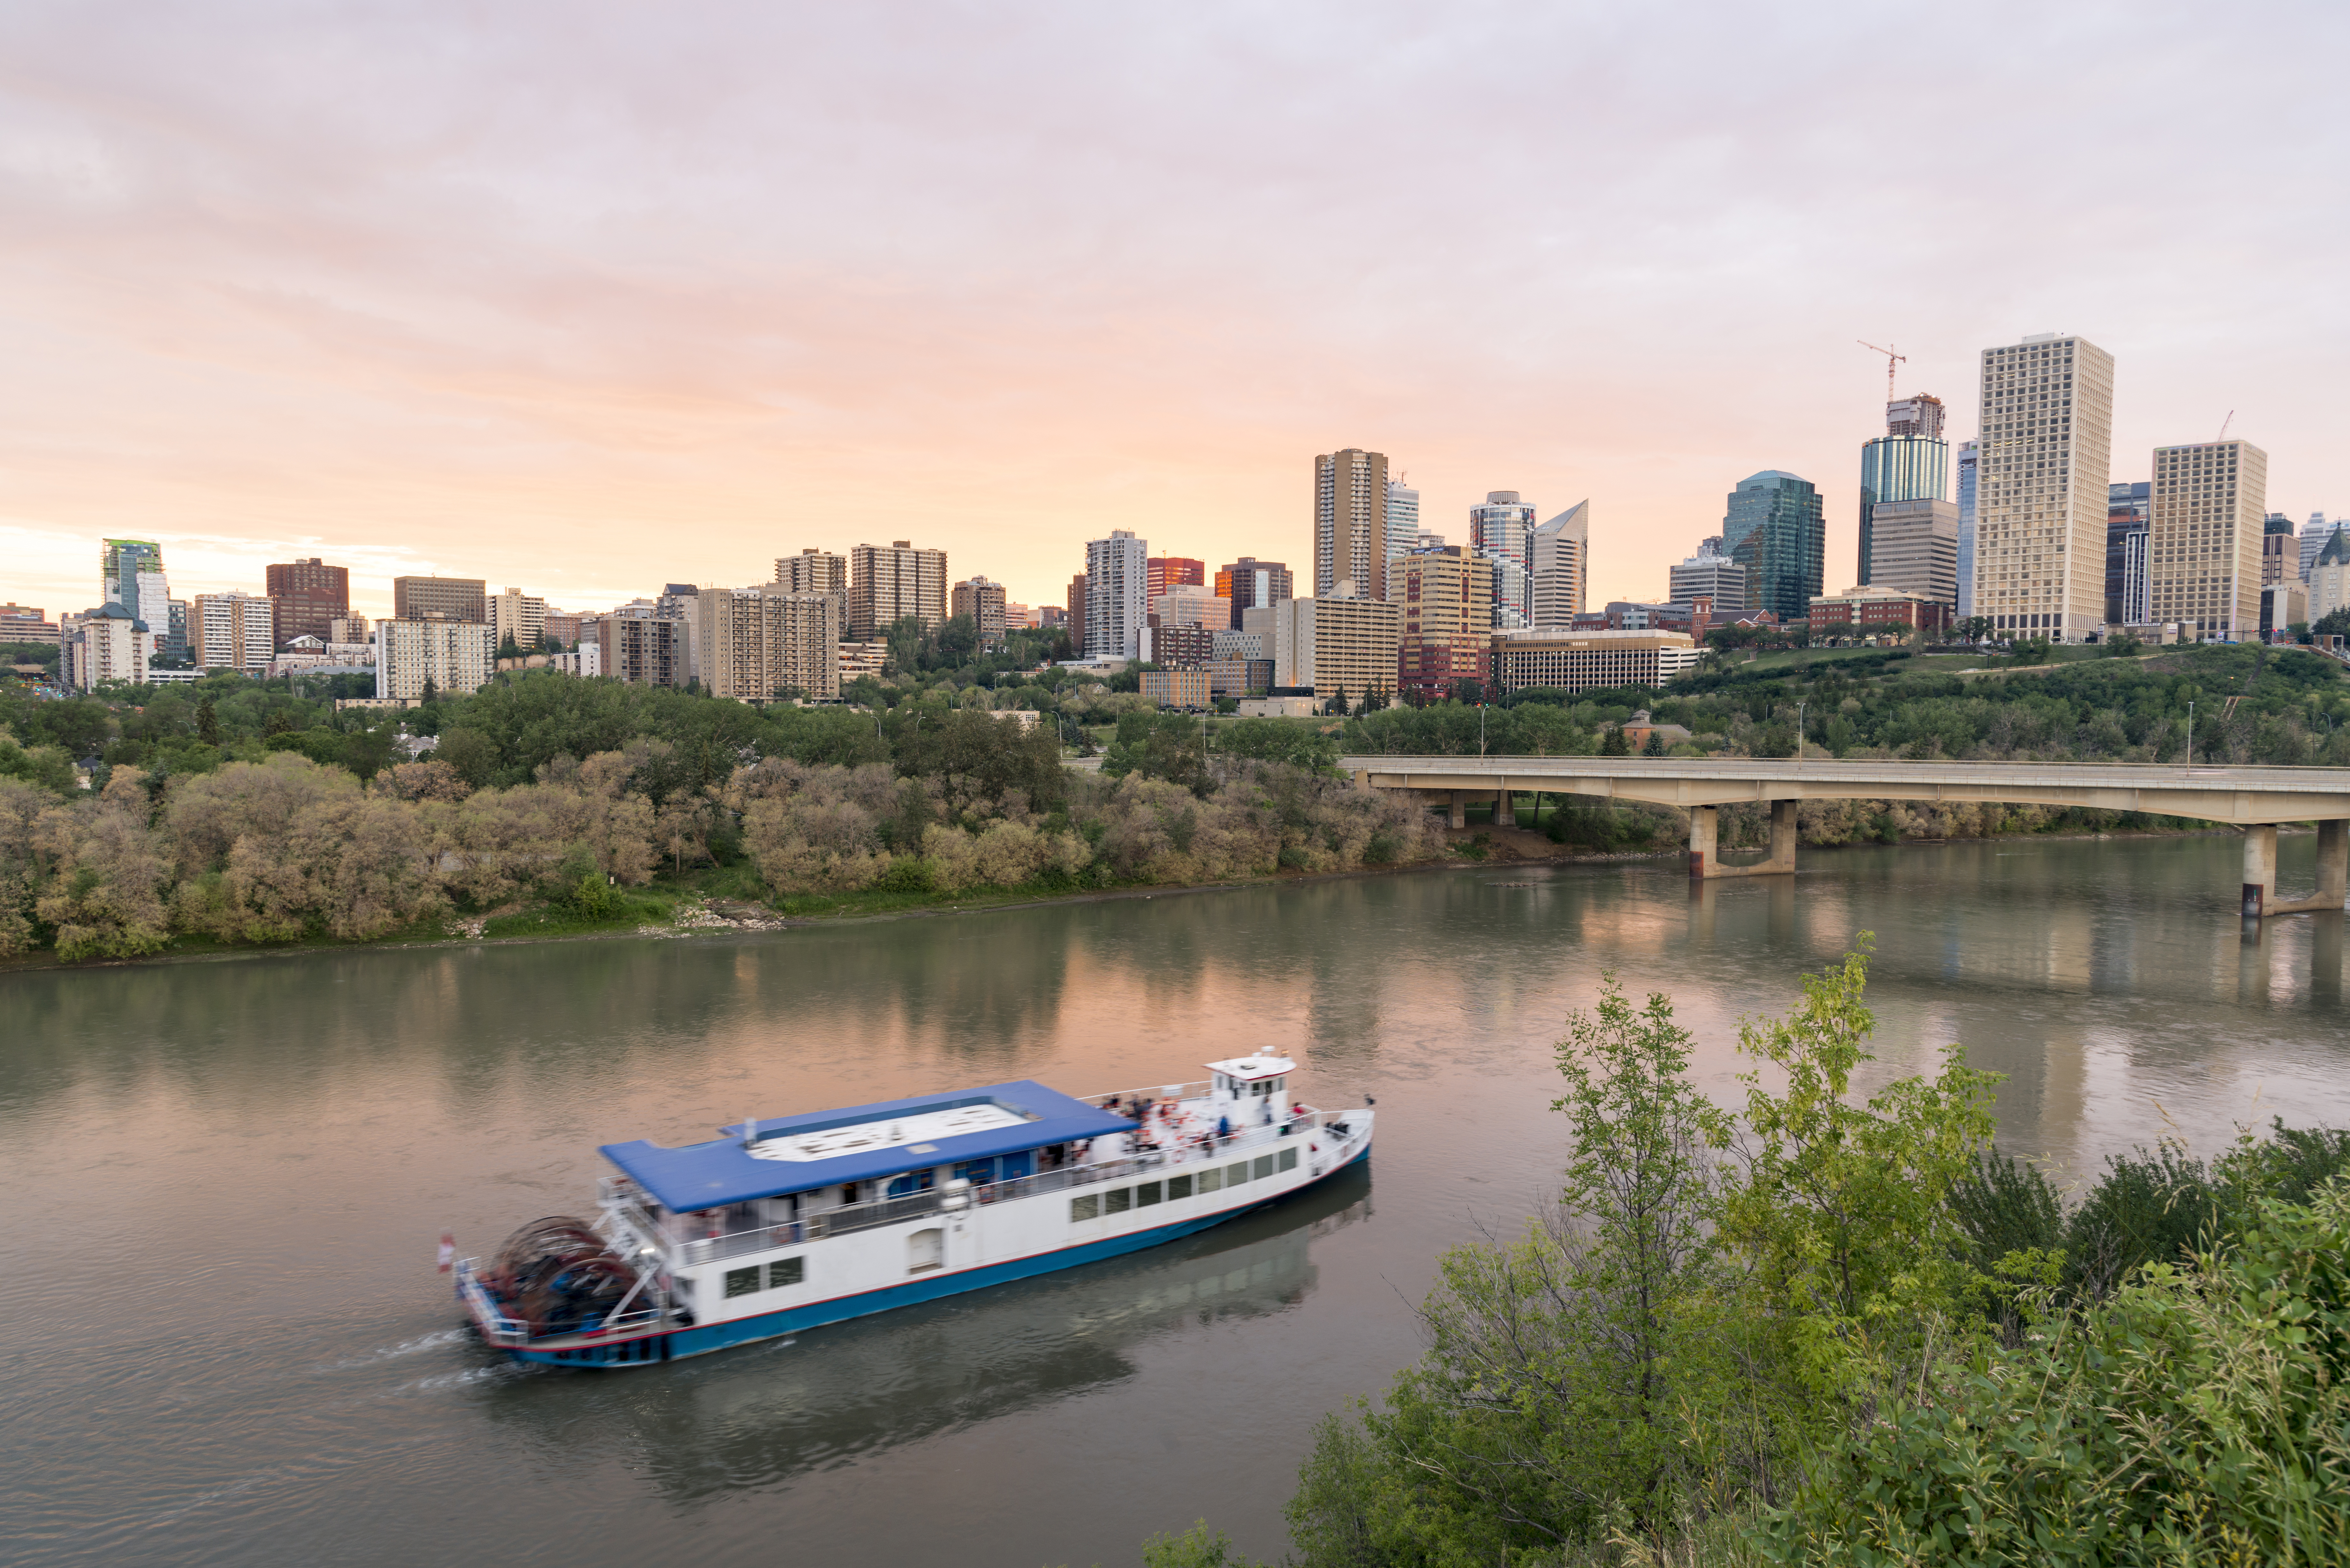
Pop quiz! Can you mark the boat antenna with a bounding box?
[743,1112,757,1150]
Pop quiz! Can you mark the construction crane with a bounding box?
[1857,340,1907,403]
[2218,411,2234,441]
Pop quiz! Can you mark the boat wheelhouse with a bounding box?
[455,1058,1373,1366]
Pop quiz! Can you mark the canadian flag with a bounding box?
[437,1233,456,1274]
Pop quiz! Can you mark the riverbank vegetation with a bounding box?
[1168,946,2350,1567]
[0,674,1442,962]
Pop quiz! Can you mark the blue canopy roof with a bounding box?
[599,1079,1133,1213]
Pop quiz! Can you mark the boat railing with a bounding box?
[1084,1079,1212,1108]
[662,1112,1367,1265]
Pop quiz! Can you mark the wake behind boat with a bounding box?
[454,1055,1374,1367]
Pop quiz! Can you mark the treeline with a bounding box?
[1340,642,2350,767]
[1217,949,2350,1566]
[0,682,1440,960]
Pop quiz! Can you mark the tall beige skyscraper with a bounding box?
[1529,502,1589,626]
[1971,333,2115,640]
[1315,449,1389,600]
[847,541,947,639]
[2147,439,2267,637]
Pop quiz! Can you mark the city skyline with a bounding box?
[3,5,2344,621]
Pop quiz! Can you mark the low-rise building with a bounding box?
[1804,585,1952,637]
[2262,581,2309,641]
[838,640,888,682]
[1204,658,1272,697]
[1140,669,1213,709]
[1490,629,1698,695]
[376,619,496,699]
[1,604,61,647]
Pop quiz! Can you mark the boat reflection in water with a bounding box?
[473,1162,1373,1497]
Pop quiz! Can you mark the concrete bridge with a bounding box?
[1337,755,2350,919]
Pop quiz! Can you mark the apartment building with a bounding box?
[848,541,948,639]
[265,557,350,650]
[2146,439,2267,638]
[70,601,148,689]
[392,575,488,624]
[696,587,842,701]
[192,592,275,673]
[1971,333,2117,639]
[1270,595,1401,705]
[1393,547,1494,702]
[598,616,687,688]
[951,577,1009,645]
[489,587,548,652]
[1085,531,1148,661]
[776,548,849,598]
[1315,448,1389,600]
[375,619,496,699]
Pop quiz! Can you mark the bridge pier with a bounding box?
[2246,819,2350,917]
[1494,790,1517,828]
[1689,799,1798,879]
[1447,791,1467,830]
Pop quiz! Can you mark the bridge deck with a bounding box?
[1338,755,2350,825]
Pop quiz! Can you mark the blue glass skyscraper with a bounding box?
[1956,440,1978,617]
[1723,471,1825,623]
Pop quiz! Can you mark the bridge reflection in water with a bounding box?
[1342,756,2350,920]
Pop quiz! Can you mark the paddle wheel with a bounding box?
[479,1217,641,1337]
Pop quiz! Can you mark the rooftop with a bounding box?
[599,1079,1133,1212]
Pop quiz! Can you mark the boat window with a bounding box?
[1228,1161,1250,1186]
[953,1158,997,1186]
[724,1266,760,1299]
[886,1169,936,1198]
[1168,1174,1192,1200]
[1254,1155,1275,1181]
[1137,1180,1163,1207]
[1279,1147,1299,1172]
[769,1257,804,1289]
[1198,1167,1222,1194]
[1071,1194,1099,1222]
[1105,1187,1132,1215]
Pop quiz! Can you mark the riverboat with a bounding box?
[454,1055,1374,1367]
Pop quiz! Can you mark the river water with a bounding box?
[7,833,2349,1567]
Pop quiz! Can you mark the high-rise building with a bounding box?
[1723,472,1825,622]
[2263,514,2297,586]
[1971,333,2116,640]
[1393,547,1494,702]
[2301,514,2334,581]
[1084,531,1148,661]
[1956,440,1979,617]
[1269,595,1400,704]
[265,558,350,650]
[1477,548,1532,629]
[2104,482,2152,625]
[1529,503,1590,626]
[1858,399,1950,588]
[2146,440,2268,637]
[1213,558,1293,629]
[950,577,1009,645]
[101,539,164,611]
[1065,574,1087,655]
[1384,479,1421,565]
[775,548,849,599]
[1863,499,1960,608]
[848,541,948,640]
[1669,545,1749,612]
[489,587,548,652]
[70,601,148,689]
[1884,395,1947,440]
[1467,491,1537,569]
[191,592,274,672]
[696,587,842,701]
[392,575,488,624]
[1315,448,1389,600]
[597,616,687,688]
[1145,556,1206,603]
[2308,529,2350,625]
[2120,531,2152,626]
[165,599,189,662]
[376,619,496,700]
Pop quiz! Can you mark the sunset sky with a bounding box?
[3,1,2344,623]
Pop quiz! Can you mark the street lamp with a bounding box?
[2185,700,2194,765]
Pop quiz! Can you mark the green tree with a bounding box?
[196,697,221,747]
